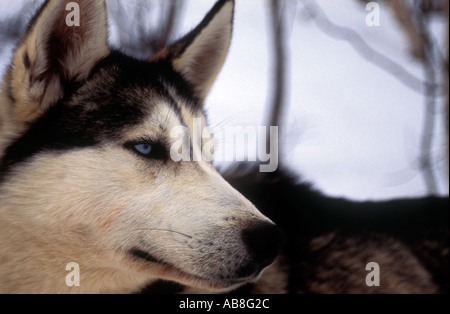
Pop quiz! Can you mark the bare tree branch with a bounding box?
[108,0,183,59]
[265,0,289,168]
[418,42,439,195]
[444,0,449,176]
[441,0,449,185]
[267,0,288,129]
[300,0,446,194]
[412,1,448,195]
[387,0,426,60]
[385,0,448,189]
[299,0,440,96]
[152,0,183,53]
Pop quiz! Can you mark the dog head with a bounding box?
[0,0,284,293]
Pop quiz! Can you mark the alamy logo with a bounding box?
[365,262,380,286]
[366,2,381,27]
[66,2,80,27]
[65,262,80,287]
[170,118,279,173]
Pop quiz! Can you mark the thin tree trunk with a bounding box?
[154,0,184,53]
[414,3,439,195]
[265,0,288,170]
[444,0,449,181]
[268,0,287,129]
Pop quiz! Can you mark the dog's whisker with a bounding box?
[150,229,193,239]
[130,228,194,239]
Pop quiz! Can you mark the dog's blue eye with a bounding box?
[134,144,152,155]
[125,141,167,160]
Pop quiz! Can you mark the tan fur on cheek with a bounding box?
[97,204,126,232]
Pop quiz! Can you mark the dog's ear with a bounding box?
[6,0,109,126]
[151,0,234,103]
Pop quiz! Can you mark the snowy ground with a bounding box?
[1,0,448,201]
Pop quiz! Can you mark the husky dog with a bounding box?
[0,0,448,294]
[0,0,285,293]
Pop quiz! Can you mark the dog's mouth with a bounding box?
[129,248,260,291]
[131,248,167,265]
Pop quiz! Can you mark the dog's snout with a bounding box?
[242,222,286,269]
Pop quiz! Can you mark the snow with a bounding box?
[0,0,448,201]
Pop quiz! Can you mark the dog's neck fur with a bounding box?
[0,202,153,294]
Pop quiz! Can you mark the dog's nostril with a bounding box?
[242,222,286,268]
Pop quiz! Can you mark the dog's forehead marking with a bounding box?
[123,102,182,140]
[123,99,205,146]
[161,81,204,132]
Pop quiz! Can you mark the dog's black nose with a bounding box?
[242,222,286,269]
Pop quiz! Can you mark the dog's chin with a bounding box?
[129,248,260,292]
